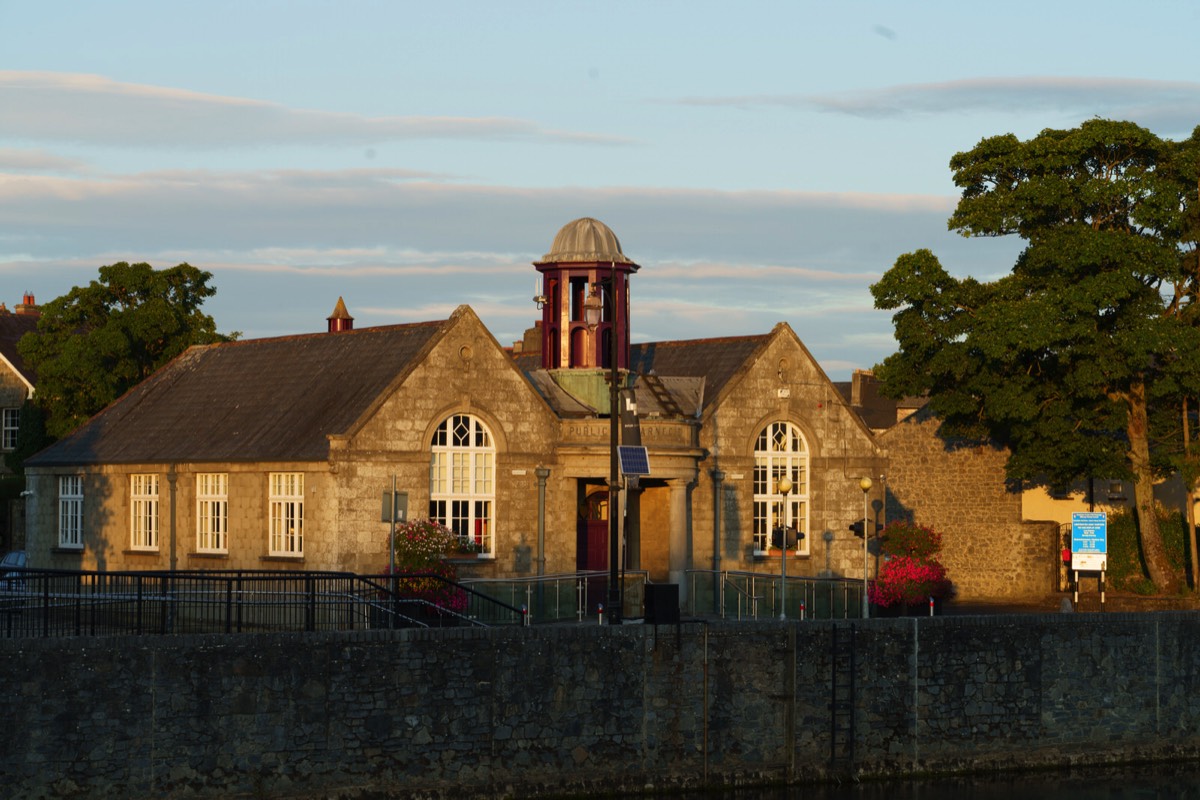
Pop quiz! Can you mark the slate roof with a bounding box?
[26,319,446,467]
[628,334,769,413]
[513,332,768,419]
[0,312,39,388]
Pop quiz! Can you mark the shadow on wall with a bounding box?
[722,483,742,561]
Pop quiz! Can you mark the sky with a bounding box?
[3,1,1200,380]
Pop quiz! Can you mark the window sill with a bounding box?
[260,555,305,563]
[51,546,84,555]
[124,549,161,556]
[189,552,228,560]
[754,549,811,560]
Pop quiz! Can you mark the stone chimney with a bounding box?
[327,296,354,332]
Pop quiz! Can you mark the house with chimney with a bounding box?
[22,220,1079,605]
[21,220,894,602]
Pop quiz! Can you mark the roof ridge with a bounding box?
[632,332,770,349]
[207,319,446,349]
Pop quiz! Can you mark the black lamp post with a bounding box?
[776,475,793,621]
[860,476,873,618]
[585,266,622,625]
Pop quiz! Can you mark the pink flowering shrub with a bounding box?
[868,556,950,608]
[868,520,952,608]
[387,519,469,613]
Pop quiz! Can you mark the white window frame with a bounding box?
[58,475,83,549]
[130,474,159,551]
[196,473,228,553]
[752,421,810,555]
[269,473,304,556]
[429,414,495,557]
[1,407,18,451]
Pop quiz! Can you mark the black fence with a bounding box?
[0,568,526,639]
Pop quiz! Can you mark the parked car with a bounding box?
[0,550,27,591]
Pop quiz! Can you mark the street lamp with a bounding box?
[776,475,793,621]
[860,476,873,618]
[584,272,622,625]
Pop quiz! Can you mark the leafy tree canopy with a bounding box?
[872,119,1200,592]
[19,262,235,439]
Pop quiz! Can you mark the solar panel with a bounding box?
[618,445,650,476]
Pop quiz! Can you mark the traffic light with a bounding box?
[771,526,806,548]
[848,520,883,538]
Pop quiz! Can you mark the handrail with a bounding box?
[721,574,762,621]
[0,567,527,639]
[687,569,865,620]
[462,570,649,624]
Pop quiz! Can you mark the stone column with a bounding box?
[668,478,691,600]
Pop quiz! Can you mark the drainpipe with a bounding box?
[711,469,725,615]
[536,466,550,622]
[167,466,178,572]
[535,466,550,578]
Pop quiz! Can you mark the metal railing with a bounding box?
[686,569,865,620]
[0,567,526,639]
[462,570,649,624]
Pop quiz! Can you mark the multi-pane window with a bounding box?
[196,473,228,552]
[429,414,495,557]
[1,408,17,450]
[130,474,159,550]
[58,475,83,549]
[752,421,810,554]
[269,473,304,556]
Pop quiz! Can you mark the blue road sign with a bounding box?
[1071,512,1107,555]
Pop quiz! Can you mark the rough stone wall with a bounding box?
[691,328,884,581]
[5,615,1200,799]
[879,412,1057,601]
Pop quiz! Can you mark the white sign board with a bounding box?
[1072,552,1106,571]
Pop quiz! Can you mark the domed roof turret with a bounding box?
[535,217,637,266]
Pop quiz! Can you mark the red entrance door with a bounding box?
[577,491,609,612]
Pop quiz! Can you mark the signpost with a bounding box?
[382,481,409,575]
[1071,511,1107,610]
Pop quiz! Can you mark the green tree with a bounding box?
[18,262,234,438]
[872,119,1200,594]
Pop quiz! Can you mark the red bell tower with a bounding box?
[533,218,639,372]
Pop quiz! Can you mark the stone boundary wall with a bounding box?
[4,615,1200,798]
[879,413,1057,601]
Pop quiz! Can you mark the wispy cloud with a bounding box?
[0,71,635,148]
[0,147,91,174]
[0,168,1022,378]
[675,77,1200,135]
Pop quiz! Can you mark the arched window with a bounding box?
[752,421,810,554]
[429,414,496,557]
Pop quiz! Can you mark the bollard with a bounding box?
[597,603,604,625]
[929,596,934,616]
[521,604,529,627]
[800,601,805,621]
